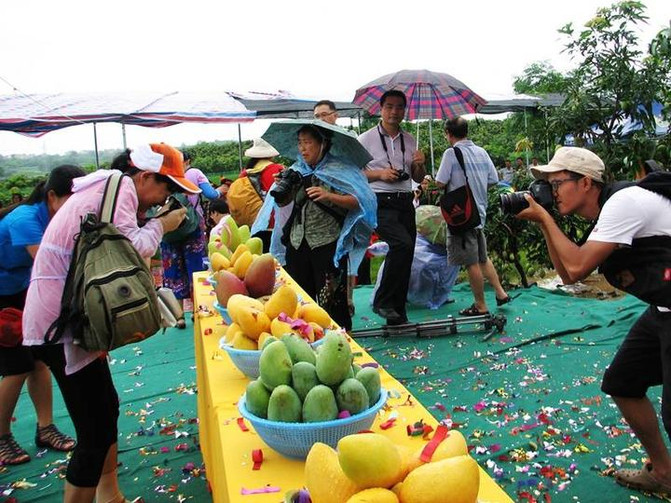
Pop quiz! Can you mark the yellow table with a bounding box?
[193,271,512,502]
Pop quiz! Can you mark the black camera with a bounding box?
[166,195,185,212]
[499,180,554,215]
[270,170,309,206]
[395,169,410,182]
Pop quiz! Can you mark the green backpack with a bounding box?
[161,191,200,244]
[45,173,161,351]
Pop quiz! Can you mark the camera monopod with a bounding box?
[351,313,507,342]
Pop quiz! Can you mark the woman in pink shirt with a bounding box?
[23,144,199,503]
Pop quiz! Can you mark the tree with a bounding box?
[551,1,664,177]
[514,61,569,96]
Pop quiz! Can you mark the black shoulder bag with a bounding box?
[439,146,481,235]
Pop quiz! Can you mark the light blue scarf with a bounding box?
[252,152,377,272]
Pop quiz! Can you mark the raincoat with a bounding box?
[252,152,377,272]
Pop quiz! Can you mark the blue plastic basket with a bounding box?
[220,336,325,379]
[238,388,388,459]
[212,300,232,324]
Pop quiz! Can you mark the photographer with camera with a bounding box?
[265,125,376,331]
[517,146,671,496]
[358,90,426,325]
[436,117,510,317]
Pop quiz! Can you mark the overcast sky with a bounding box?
[0,0,668,156]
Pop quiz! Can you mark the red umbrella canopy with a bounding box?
[353,69,487,120]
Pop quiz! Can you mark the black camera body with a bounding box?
[270,170,312,206]
[395,169,410,182]
[166,195,185,212]
[500,180,554,215]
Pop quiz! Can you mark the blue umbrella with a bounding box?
[261,119,372,168]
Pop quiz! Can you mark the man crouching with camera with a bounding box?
[517,146,671,496]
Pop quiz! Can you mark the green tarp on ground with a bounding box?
[2,283,669,502]
[0,318,210,502]
[353,283,666,503]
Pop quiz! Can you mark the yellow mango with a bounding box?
[229,243,250,267]
[299,302,332,328]
[227,294,264,324]
[264,285,298,320]
[210,252,230,272]
[337,433,404,489]
[305,443,359,503]
[399,455,479,503]
[236,308,271,341]
[232,250,254,279]
[396,444,422,480]
[224,322,242,343]
[428,429,468,462]
[231,332,258,350]
[270,317,293,338]
[346,488,399,503]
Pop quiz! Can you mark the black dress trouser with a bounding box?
[373,193,416,318]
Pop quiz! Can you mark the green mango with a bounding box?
[355,367,382,407]
[245,236,264,256]
[259,340,292,391]
[238,224,251,244]
[281,334,316,365]
[245,379,271,418]
[302,385,338,423]
[224,215,241,250]
[351,363,363,375]
[315,331,353,387]
[335,378,369,415]
[267,385,302,422]
[291,361,319,401]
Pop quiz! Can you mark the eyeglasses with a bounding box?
[549,177,581,192]
[314,111,335,119]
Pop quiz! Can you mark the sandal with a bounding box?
[0,433,30,465]
[459,304,489,317]
[35,424,76,452]
[615,463,671,495]
[496,295,512,307]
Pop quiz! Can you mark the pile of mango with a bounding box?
[301,431,479,503]
[221,286,331,351]
[209,215,263,264]
[244,331,381,422]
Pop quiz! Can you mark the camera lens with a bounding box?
[499,191,531,215]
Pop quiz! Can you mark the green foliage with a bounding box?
[551,1,665,177]
[0,173,48,206]
[514,61,569,96]
[485,173,592,287]
[183,140,248,173]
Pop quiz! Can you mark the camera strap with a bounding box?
[377,124,406,172]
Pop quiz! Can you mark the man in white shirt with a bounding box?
[358,90,426,325]
[518,146,671,497]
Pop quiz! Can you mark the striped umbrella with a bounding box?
[353,69,487,120]
[353,69,487,174]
